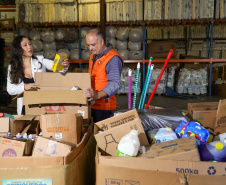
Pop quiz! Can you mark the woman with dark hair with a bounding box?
[7,35,70,115]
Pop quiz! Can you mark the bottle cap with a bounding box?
[215,142,224,150]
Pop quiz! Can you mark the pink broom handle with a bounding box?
[128,69,132,109]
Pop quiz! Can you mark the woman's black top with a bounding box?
[21,77,35,115]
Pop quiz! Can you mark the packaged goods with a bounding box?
[175,120,210,147]
[147,127,178,144]
[52,53,67,72]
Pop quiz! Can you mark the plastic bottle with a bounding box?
[115,130,140,157]
[200,141,226,162]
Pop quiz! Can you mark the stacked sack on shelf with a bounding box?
[20,27,85,60]
[176,68,208,95]
[106,26,143,60]
[118,67,141,94]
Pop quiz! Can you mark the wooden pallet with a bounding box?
[116,93,141,96]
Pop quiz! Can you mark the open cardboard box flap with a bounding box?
[94,109,149,156]
[23,90,87,105]
[35,72,91,89]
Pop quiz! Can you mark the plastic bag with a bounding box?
[175,120,210,147]
[55,29,66,40]
[30,29,41,40]
[115,108,189,131]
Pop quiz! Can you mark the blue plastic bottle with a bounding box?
[200,141,226,162]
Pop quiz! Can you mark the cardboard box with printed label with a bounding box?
[0,122,96,185]
[40,113,83,144]
[188,102,218,130]
[32,136,76,157]
[94,109,149,156]
[96,149,226,185]
[214,99,226,134]
[95,124,226,185]
[139,136,200,161]
[0,137,25,157]
[22,72,91,123]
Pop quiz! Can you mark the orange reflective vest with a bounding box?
[88,49,122,110]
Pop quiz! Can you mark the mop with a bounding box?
[138,57,153,109]
[140,64,154,109]
[132,62,140,109]
[145,49,174,109]
[128,69,132,109]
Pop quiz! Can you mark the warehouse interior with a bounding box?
[0,0,226,184]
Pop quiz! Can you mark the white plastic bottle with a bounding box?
[115,129,140,157]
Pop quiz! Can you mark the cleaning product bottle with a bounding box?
[115,129,140,157]
[200,141,226,162]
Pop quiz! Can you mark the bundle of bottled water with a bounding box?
[118,67,141,94]
[148,68,167,94]
[176,68,208,95]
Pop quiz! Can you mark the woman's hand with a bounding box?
[61,59,70,67]
[24,83,40,91]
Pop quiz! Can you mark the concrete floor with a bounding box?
[115,94,224,111]
[1,94,224,115]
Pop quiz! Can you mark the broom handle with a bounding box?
[145,49,174,109]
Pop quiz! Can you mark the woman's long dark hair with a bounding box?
[9,35,38,84]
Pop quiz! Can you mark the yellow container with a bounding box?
[52,53,67,72]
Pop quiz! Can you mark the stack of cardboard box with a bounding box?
[0,72,96,185]
[95,100,226,185]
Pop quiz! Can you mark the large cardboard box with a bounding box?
[96,150,226,185]
[0,122,96,185]
[145,41,177,59]
[139,137,200,161]
[212,84,226,97]
[0,137,25,157]
[214,99,226,134]
[40,113,83,144]
[188,102,218,129]
[32,136,76,157]
[23,72,91,122]
[0,18,15,30]
[94,109,149,156]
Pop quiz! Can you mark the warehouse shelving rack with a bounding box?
[13,1,226,96]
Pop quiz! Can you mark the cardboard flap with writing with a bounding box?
[35,72,91,90]
[214,99,226,134]
[139,137,200,161]
[95,109,139,131]
[23,90,87,105]
[95,118,149,156]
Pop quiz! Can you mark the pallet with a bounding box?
[116,93,141,96]
[147,93,164,96]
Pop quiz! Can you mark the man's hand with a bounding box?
[83,88,98,101]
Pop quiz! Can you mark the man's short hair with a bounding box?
[87,29,104,42]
